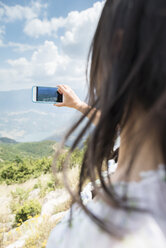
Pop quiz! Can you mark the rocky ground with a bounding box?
[0,170,79,248]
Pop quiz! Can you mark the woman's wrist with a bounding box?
[75,101,89,113]
[75,100,84,111]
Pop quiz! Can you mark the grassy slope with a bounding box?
[0,140,56,162]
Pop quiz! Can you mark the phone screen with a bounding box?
[36,86,62,102]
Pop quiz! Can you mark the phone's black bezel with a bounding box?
[36,87,39,101]
[57,91,63,102]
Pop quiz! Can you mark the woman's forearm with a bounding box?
[75,101,101,126]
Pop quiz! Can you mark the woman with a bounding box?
[47,0,166,247]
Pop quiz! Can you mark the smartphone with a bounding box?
[32,86,63,103]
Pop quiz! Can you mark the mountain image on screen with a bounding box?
[37,87,58,102]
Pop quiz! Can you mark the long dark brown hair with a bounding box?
[53,0,166,238]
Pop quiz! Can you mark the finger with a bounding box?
[57,84,64,89]
[62,85,68,89]
[57,85,64,91]
[63,85,71,91]
[54,103,65,107]
[57,88,63,94]
[57,85,67,94]
[61,85,70,93]
[57,85,71,97]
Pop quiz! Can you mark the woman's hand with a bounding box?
[54,85,82,110]
[54,84,101,125]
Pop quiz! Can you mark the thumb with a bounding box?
[54,103,65,107]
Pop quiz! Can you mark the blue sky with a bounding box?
[0,0,105,142]
[0,0,104,92]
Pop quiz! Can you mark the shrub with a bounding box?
[32,178,55,198]
[10,187,30,213]
[0,163,33,184]
[14,156,23,164]
[0,164,17,180]
[47,180,55,191]
[55,148,84,172]
[0,148,84,184]
[15,200,41,225]
[55,153,66,172]
[70,148,84,168]
[33,183,39,189]
[0,157,52,184]
[40,157,52,173]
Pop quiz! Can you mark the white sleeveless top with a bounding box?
[47,163,166,248]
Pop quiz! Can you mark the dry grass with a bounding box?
[1,214,63,248]
[0,212,14,247]
[0,165,81,248]
[23,215,63,248]
[53,199,72,215]
[0,174,52,199]
[64,165,80,190]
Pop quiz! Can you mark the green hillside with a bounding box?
[0,140,56,162]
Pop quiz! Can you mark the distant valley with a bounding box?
[0,138,57,162]
[0,88,87,144]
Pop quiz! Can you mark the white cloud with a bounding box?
[23,1,104,61]
[24,17,66,38]
[0,25,5,45]
[0,40,37,51]
[0,40,86,90]
[0,25,5,36]
[24,1,104,55]
[7,42,37,52]
[0,1,46,22]
[61,1,104,58]
[7,41,69,79]
[0,1,104,91]
[4,40,85,89]
[0,39,3,46]
[0,67,26,86]
[0,1,47,49]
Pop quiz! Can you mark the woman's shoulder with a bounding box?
[46,164,166,248]
[46,201,166,248]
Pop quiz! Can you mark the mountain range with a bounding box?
[0,88,88,144]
